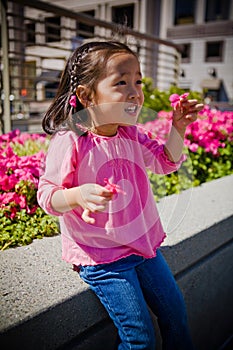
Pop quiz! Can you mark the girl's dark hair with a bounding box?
[42,41,138,135]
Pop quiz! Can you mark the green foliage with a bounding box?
[148,143,233,201]
[0,207,59,250]
[11,138,50,156]
[148,149,199,201]
[188,143,233,185]
[15,180,37,206]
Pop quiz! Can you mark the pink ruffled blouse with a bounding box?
[37,126,185,266]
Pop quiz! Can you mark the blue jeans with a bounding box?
[79,250,194,350]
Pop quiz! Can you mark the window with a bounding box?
[181,43,191,63]
[22,61,36,100]
[174,0,196,25]
[26,21,36,45]
[45,16,61,43]
[204,89,220,101]
[112,4,134,28]
[45,81,59,99]
[205,0,230,21]
[205,41,224,62]
[77,10,95,39]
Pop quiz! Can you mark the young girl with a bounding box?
[37,41,203,349]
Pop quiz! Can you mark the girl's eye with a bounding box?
[116,80,126,86]
[136,80,142,85]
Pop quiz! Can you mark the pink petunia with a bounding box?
[0,174,18,191]
[0,192,17,204]
[14,194,27,209]
[189,143,199,152]
[26,205,38,214]
[169,93,189,108]
[10,207,17,219]
[140,105,233,155]
[104,178,126,195]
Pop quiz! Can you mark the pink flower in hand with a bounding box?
[104,178,126,195]
[169,93,189,108]
[81,179,126,225]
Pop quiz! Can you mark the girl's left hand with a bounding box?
[172,97,204,133]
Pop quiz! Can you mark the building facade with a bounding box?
[44,0,233,102]
[160,0,233,103]
[3,0,179,124]
[24,0,164,94]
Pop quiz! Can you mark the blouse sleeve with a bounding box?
[137,128,186,175]
[37,131,78,216]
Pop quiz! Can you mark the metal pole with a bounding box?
[1,0,11,134]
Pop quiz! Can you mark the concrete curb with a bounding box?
[0,175,233,349]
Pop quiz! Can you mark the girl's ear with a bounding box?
[76,85,92,107]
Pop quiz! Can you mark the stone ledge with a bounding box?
[0,175,232,349]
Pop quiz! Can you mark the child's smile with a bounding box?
[124,102,139,116]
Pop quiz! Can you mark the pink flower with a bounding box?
[15,195,27,209]
[189,143,199,152]
[0,192,27,209]
[0,192,17,204]
[138,105,233,156]
[0,129,20,144]
[10,207,17,219]
[26,205,38,214]
[104,178,126,195]
[169,93,189,108]
[0,174,18,191]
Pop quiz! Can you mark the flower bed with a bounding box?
[138,105,233,199]
[0,105,232,250]
[0,130,59,250]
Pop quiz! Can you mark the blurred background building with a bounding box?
[0,0,233,133]
[38,0,233,103]
[161,0,233,104]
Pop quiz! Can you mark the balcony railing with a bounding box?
[0,0,182,133]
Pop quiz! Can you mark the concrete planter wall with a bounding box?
[0,175,232,350]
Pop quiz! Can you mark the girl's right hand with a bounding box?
[76,184,113,224]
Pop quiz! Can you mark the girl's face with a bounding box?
[90,53,144,136]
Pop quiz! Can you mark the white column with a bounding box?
[95,4,106,38]
[0,0,11,133]
[160,0,173,38]
[196,0,206,24]
[98,3,106,20]
[138,0,147,32]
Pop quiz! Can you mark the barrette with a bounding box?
[69,95,77,108]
